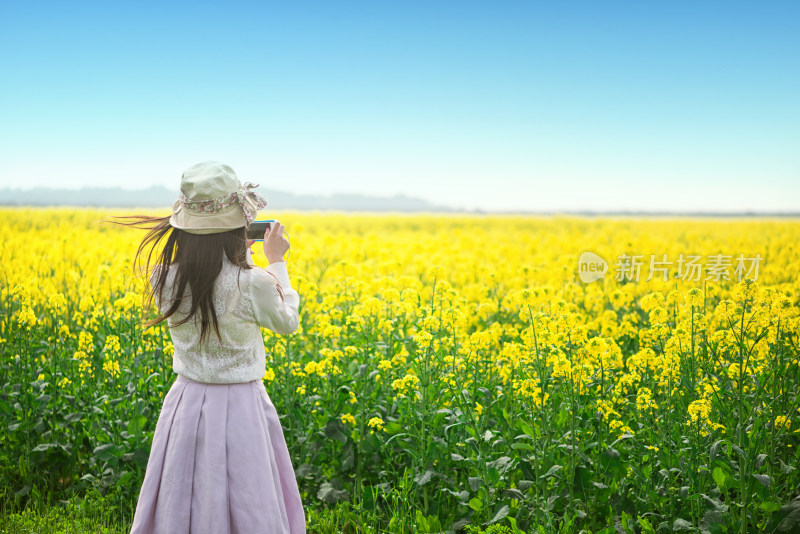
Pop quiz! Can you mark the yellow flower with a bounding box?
[17,306,37,330]
[2,207,800,498]
[103,335,122,357]
[78,331,94,354]
[512,378,548,407]
[774,416,792,430]
[78,295,95,313]
[102,359,121,378]
[391,370,420,398]
[413,330,434,347]
[635,388,658,413]
[596,399,619,420]
[367,417,385,433]
[78,358,93,378]
[687,288,704,308]
[609,419,634,438]
[49,293,67,312]
[687,399,711,424]
[263,367,275,383]
[304,361,318,376]
[426,264,444,279]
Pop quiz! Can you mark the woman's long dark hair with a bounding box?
[112,215,252,343]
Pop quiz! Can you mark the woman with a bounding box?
[124,161,306,533]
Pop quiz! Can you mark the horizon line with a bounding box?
[1,203,798,218]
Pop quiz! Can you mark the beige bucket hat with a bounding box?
[169,161,268,235]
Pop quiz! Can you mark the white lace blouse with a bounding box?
[151,253,300,384]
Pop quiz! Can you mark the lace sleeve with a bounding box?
[249,263,300,335]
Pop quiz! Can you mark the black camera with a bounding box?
[245,220,275,241]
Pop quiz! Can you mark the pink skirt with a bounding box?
[130,375,306,534]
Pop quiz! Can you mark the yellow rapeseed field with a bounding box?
[1,207,799,532]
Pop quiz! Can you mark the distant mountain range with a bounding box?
[0,186,797,216]
[0,186,457,212]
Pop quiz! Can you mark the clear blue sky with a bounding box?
[1,0,798,212]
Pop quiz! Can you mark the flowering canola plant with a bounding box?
[1,208,799,531]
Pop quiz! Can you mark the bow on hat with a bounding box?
[237,182,268,225]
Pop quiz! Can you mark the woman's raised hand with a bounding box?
[263,221,290,264]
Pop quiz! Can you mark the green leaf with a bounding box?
[486,505,509,525]
[341,441,355,472]
[444,422,464,436]
[317,481,349,504]
[93,443,117,462]
[756,453,768,469]
[511,442,534,451]
[540,464,563,479]
[487,456,513,472]
[518,479,534,491]
[709,439,724,464]
[502,488,525,500]
[701,493,727,512]
[759,502,781,513]
[702,510,725,531]
[487,467,500,485]
[673,518,693,531]
[384,421,403,434]
[752,473,771,488]
[774,501,800,532]
[324,418,347,443]
[712,466,727,489]
[127,415,147,435]
[609,434,634,447]
[64,412,83,423]
[468,498,483,512]
[780,460,797,475]
[516,419,535,437]
[295,463,313,479]
[468,477,482,491]
[415,469,433,487]
[441,488,469,502]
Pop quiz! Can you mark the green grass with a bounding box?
[1,497,525,534]
[0,496,131,534]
